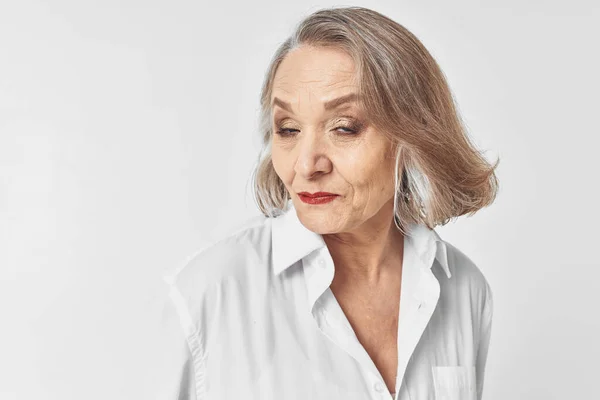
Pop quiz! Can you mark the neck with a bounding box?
[322,199,404,286]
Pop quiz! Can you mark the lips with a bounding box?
[297,191,338,198]
[297,192,339,205]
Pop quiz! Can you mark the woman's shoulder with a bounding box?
[163,213,273,298]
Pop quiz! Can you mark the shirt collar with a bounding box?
[271,199,451,279]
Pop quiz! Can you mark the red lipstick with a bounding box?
[297,191,339,205]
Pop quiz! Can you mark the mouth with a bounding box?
[297,192,339,205]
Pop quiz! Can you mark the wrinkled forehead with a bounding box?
[270,46,360,110]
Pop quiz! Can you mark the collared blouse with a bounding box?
[155,200,494,400]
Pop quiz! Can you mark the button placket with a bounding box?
[373,381,385,393]
[318,258,326,268]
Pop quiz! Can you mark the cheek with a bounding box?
[337,150,392,188]
[271,150,292,183]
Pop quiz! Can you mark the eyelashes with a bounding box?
[274,120,364,138]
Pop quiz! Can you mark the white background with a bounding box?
[1,1,599,399]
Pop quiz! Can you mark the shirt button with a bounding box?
[318,259,326,268]
[373,381,385,393]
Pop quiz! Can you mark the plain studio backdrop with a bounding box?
[1,1,598,399]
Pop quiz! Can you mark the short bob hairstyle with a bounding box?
[252,6,499,233]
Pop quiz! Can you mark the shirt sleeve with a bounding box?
[151,276,203,400]
[476,283,494,400]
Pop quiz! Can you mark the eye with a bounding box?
[336,126,357,134]
[275,126,359,137]
[275,128,299,137]
[332,117,363,135]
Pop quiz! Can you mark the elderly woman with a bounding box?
[158,6,499,400]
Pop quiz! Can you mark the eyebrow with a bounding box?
[271,93,359,113]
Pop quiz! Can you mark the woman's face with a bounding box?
[270,45,396,234]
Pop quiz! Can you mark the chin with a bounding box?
[297,211,341,234]
[305,223,336,235]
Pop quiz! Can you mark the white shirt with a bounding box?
[155,200,494,400]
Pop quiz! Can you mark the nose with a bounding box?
[294,129,332,179]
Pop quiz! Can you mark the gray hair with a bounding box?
[251,6,499,233]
